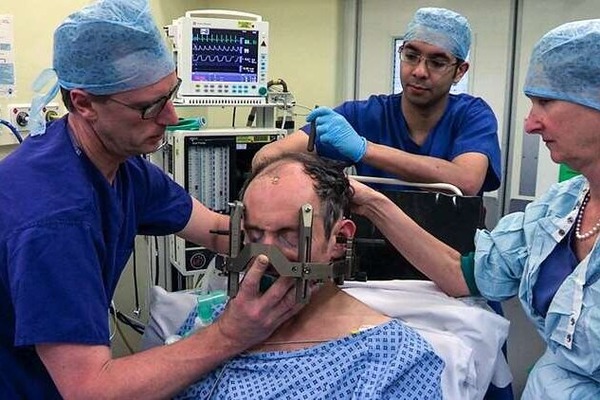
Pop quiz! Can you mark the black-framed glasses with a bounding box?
[107,78,182,120]
[399,46,458,74]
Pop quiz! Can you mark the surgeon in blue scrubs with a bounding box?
[254,7,501,197]
[350,19,600,399]
[0,1,308,398]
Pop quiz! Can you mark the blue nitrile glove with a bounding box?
[306,107,367,163]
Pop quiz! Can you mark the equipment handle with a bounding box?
[185,9,262,21]
[349,175,463,196]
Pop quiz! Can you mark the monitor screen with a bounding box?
[169,15,269,103]
[192,27,259,84]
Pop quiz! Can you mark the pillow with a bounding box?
[140,285,198,350]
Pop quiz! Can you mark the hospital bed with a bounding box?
[141,177,512,399]
[349,176,513,398]
[349,175,485,281]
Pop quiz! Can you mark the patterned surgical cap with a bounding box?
[29,0,175,136]
[524,19,600,112]
[403,7,471,60]
[53,0,175,95]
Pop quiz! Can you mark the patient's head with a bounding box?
[240,153,355,264]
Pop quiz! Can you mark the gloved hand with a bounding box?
[306,106,366,163]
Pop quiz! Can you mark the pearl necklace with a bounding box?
[575,191,600,240]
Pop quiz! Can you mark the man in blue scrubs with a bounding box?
[0,1,307,398]
[254,7,501,196]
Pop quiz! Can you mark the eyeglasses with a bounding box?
[399,46,458,74]
[107,78,182,120]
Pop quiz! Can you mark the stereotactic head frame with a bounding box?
[224,201,356,304]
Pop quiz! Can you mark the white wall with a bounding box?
[0,1,77,148]
[509,0,600,203]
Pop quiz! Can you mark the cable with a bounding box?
[109,304,146,335]
[131,244,142,321]
[117,311,145,334]
[145,235,157,287]
[279,106,287,130]
[267,78,288,92]
[246,107,257,127]
[0,119,23,143]
[108,303,117,341]
[154,236,160,286]
[293,103,314,116]
[115,317,136,354]
[109,302,137,354]
[232,107,237,128]
[267,79,297,130]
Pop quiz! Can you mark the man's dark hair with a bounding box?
[60,87,74,112]
[240,153,353,239]
[60,87,109,112]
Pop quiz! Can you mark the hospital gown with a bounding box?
[176,319,444,399]
[475,175,600,399]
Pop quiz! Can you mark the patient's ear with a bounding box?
[330,219,356,258]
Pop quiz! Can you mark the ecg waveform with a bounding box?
[191,28,259,75]
[192,33,246,44]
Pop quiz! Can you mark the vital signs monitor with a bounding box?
[167,10,269,105]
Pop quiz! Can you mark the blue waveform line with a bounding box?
[194,55,243,63]
[192,44,243,53]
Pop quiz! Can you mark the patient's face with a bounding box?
[242,162,333,267]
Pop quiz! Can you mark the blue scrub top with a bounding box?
[302,93,501,195]
[532,229,578,317]
[0,117,192,398]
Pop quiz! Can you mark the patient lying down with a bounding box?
[175,154,443,399]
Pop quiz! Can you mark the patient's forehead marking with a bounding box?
[270,175,280,184]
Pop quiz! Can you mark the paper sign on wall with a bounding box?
[0,15,15,97]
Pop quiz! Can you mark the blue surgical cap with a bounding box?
[54,0,175,95]
[524,19,600,112]
[29,0,175,136]
[403,7,471,60]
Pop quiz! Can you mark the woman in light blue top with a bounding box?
[351,19,600,399]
